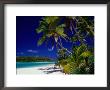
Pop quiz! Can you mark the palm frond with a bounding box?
[80,51,92,58]
[37,36,46,46]
[43,16,59,24]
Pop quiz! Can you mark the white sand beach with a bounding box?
[17,64,64,75]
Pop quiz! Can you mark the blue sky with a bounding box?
[16,16,94,59]
[16,16,58,59]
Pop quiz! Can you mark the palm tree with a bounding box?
[36,16,94,53]
[80,51,93,66]
[36,16,94,74]
[36,16,72,54]
[65,16,94,45]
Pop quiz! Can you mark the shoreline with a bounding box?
[17,64,64,75]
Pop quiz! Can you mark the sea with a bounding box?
[16,62,55,68]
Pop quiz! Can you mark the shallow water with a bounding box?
[16,62,55,68]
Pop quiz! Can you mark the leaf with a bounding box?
[43,16,59,24]
[36,23,47,34]
[36,28,44,33]
[56,24,66,36]
[58,24,66,28]
[37,36,46,46]
[61,33,67,37]
[87,26,94,36]
[76,44,87,55]
[56,28,64,35]
[80,51,92,58]
[71,36,78,42]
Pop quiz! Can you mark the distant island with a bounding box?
[16,56,52,62]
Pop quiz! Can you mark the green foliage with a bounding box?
[43,16,59,24]
[71,36,78,42]
[36,16,67,47]
[63,62,77,74]
[37,36,46,46]
[77,16,94,37]
[63,64,72,74]
[36,16,94,74]
[16,56,51,62]
[80,51,92,58]
[57,44,94,74]
[57,49,67,59]
[56,25,65,35]
[71,44,88,63]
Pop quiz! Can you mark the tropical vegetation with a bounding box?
[16,56,51,62]
[36,16,94,74]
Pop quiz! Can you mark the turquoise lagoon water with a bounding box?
[16,62,55,68]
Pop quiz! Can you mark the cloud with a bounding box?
[27,50,38,53]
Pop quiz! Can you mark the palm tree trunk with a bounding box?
[57,42,72,54]
[55,37,72,55]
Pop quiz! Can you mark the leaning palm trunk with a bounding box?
[57,42,72,55]
[54,36,72,55]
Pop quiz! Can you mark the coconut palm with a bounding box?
[79,51,93,66]
[36,16,71,54]
[36,16,94,74]
[65,16,94,45]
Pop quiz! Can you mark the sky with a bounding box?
[16,16,58,59]
[16,16,94,59]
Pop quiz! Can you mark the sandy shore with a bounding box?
[17,64,64,75]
